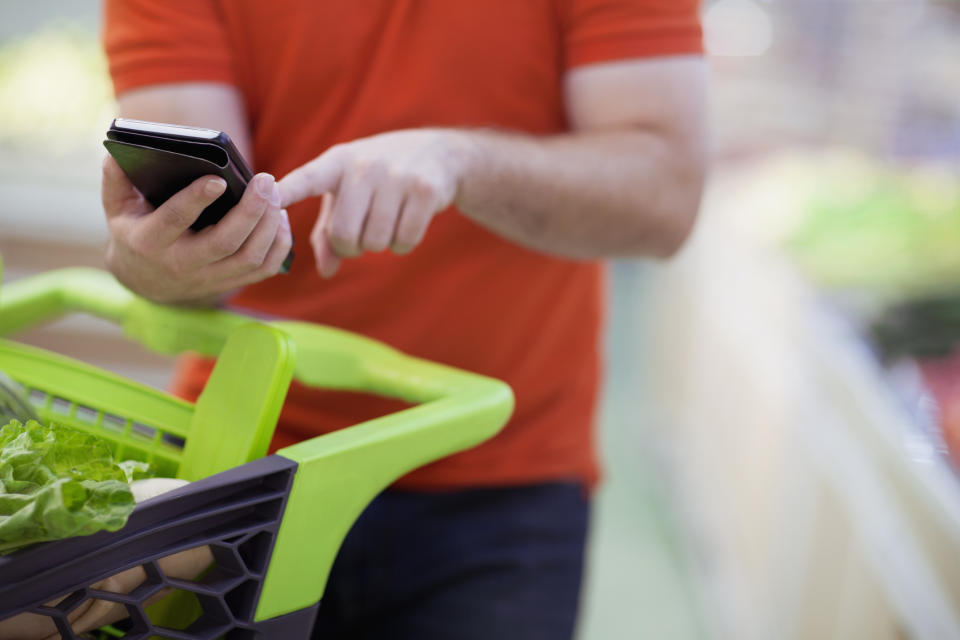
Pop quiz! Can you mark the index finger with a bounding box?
[277,150,343,208]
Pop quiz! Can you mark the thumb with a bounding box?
[311,193,342,278]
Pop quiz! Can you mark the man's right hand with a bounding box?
[101,156,292,305]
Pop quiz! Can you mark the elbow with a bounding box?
[647,189,702,259]
[641,149,707,260]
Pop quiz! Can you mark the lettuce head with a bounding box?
[0,420,141,554]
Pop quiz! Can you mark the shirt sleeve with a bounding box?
[557,0,703,69]
[102,0,236,96]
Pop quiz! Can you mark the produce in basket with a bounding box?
[0,542,212,640]
[0,421,213,639]
[0,420,146,554]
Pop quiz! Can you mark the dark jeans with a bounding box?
[311,482,591,640]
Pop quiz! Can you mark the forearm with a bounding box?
[454,128,706,259]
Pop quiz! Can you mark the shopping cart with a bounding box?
[0,261,514,639]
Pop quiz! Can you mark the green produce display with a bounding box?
[787,162,960,301]
[0,420,151,555]
[784,158,960,359]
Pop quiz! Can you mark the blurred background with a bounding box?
[1,1,960,639]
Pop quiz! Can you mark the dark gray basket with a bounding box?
[0,456,319,640]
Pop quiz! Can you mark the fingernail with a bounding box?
[255,173,276,199]
[270,183,282,207]
[205,178,227,197]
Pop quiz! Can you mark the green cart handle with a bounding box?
[0,267,514,620]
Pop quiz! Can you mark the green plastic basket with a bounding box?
[0,258,514,624]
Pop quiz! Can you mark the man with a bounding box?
[101,1,706,638]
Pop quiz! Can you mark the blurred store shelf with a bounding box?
[794,304,960,639]
[645,158,960,640]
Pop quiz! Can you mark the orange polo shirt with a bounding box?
[103,0,702,490]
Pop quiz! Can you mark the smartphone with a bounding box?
[103,118,293,270]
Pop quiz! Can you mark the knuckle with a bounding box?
[385,166,406,184]
[239,182,271,209]
[239,244,268,269]
[350,157,372,178]
[125,234,147,256]
[409,176,438,199]
[126,231,155,257]
[212,234,243,257]
[352,157,385,181]
[238,196,268,219]
[163,201,195,228]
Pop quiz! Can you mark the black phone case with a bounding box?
[103,136,248,232]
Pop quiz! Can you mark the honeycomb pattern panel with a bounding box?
[7,524,277,639]
[0,457,304,639]
[238,532,274,575]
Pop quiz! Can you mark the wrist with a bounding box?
[445,128,491,210]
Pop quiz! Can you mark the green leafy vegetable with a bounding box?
[0,420,147,554]
[118,460,153,483]
[787,162,960,301]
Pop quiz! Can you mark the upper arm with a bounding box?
[558,0,707,156]
[103,0,253,161]
[563,56,707,154]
